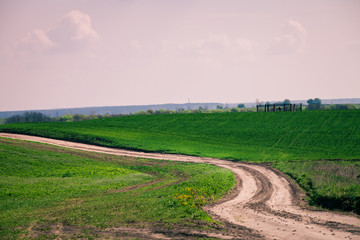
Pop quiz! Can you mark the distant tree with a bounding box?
[231,108,240,112]
[216,105,223,109]
[155,109,165,114]
[147,109,154,114]
[307,98,322,110]
[191,109,203,113]
[88,114,98,120]
[283,99,291,105]
[154,109,175,114]
[73,114,87,121]
[134,111,149,115]
[237,104,245,108]
[330,104,358,110]
[60,114,74,122]
[314,98,322,105]
[265,101,271,105]
[166,110,176,114]
[211,109,223,113]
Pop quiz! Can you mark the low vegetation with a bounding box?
[274,160,360,214]
[0,138,235,239]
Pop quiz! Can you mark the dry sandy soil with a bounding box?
[1,133,359,240]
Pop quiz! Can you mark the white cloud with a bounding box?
[11,29,56,56]
[64,10,98,41]
[29,29,56,49]
[48,10,99,53]
[49,10,98,43]
[269,19,307,55]
[181,34,253,57]
[11,10,98,55]
[176,34,255,68]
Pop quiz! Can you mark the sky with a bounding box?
[1,0,360,111]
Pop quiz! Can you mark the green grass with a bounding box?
[274,160,360,214]
[1,110,359,161]
[0,138,235,239]
[1,110,359,215]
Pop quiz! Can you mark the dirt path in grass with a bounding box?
[1,133,359,240]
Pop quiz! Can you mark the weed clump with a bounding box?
[175,187,207,208]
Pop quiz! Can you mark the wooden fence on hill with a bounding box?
[256,103,303,112]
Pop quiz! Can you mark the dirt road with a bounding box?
[1,133,359,239]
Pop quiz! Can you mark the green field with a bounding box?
[0,138,235,239]
[1,110,359,215]
[1,110,359,161]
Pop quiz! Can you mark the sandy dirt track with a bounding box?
[1,133,359,240]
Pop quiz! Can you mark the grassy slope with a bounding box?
[0,138,235,239]
[274,160,360,213]
[1,110,359,161]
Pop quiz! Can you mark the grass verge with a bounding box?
[273,160,360,214]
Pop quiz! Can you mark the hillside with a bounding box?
[1,110,359,161]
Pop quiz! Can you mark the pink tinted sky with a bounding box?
[1,0,359,111]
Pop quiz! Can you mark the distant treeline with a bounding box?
[324,104,360,110]
[4,112,120,124]
[132,104,253,116]
[5,112,53,124]
[2,99,360,119]
[0,102,228,118]
[3,107,252,124]
[260,98,360,111]
[3,103,360,124]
